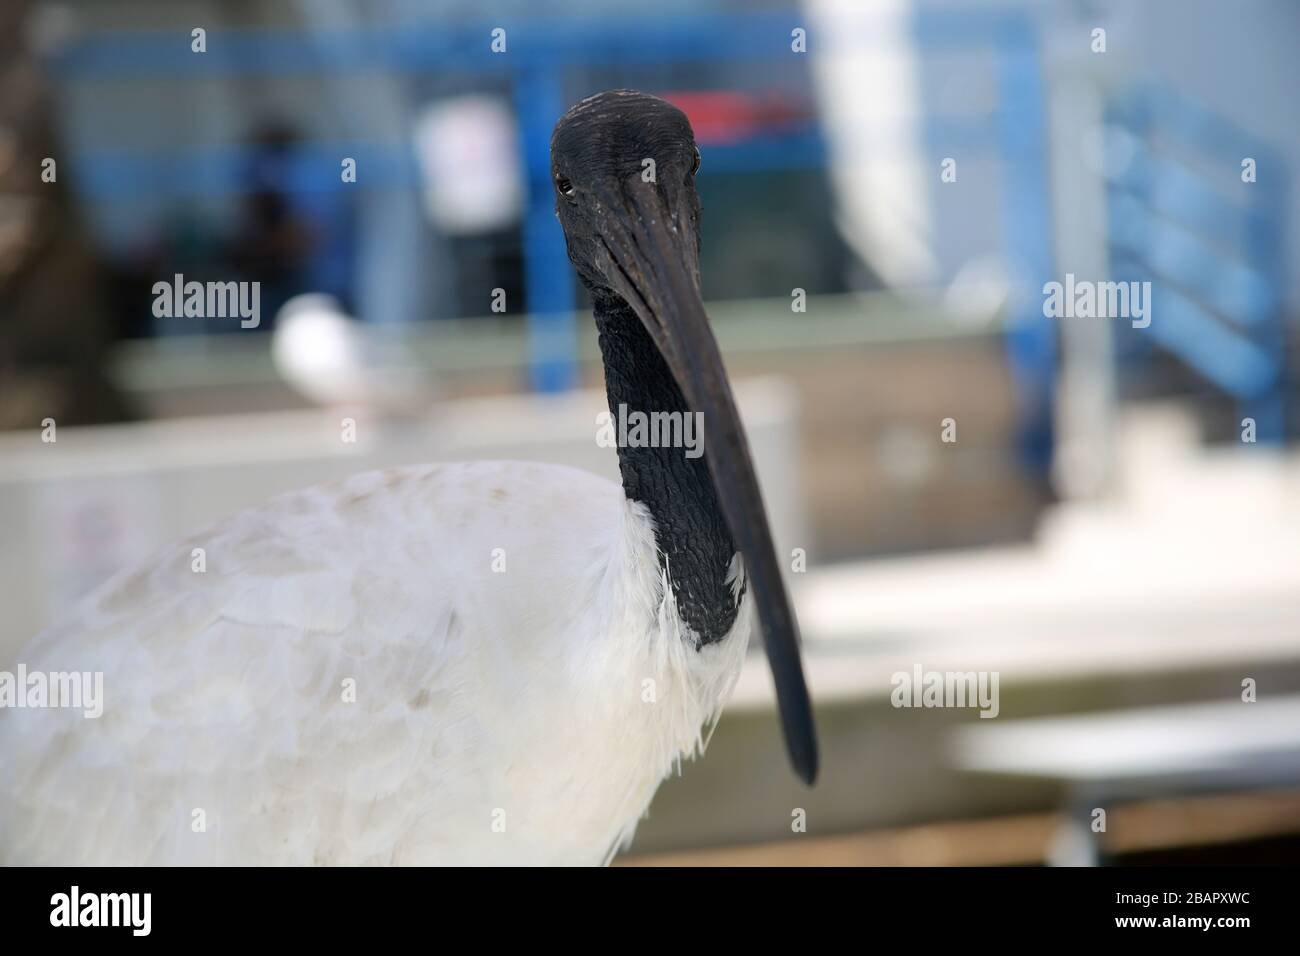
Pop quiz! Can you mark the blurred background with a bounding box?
[2,0,1299,864]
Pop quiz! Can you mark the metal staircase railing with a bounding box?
[1104,87,1288,441]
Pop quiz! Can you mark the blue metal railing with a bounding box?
[1105,87,1288,440]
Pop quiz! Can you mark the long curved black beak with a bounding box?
[592,177,818,785]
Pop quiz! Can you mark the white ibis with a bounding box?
[0,90,816,865]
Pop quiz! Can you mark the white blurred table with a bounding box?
[950,696,1300,864]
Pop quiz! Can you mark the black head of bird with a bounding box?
[550,90,818,785]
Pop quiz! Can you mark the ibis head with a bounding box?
[550,90,818,785]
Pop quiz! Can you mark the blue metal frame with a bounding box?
[50,14,831,392]
[50,11,1057,411]
[911,9,1057,476]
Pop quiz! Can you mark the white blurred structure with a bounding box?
[953,696,1300,865]
[412,94,525,235]
[808,0,937,288]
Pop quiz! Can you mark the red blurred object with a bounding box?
[656,91,814,145]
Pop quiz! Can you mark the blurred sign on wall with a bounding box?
[413,95,524,235]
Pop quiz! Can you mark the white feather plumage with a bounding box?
[0,461,749,865]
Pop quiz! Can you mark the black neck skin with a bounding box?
[592,292,742,646]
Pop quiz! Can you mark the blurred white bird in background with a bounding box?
[271,293,435,414]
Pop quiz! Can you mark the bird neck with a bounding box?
[592,294,742,646]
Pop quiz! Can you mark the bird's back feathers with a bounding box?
[0,461,748,865]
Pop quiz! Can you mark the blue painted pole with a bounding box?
[996,22,1057,478]
[515,67,578,393]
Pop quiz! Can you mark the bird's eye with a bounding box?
[690,147,701,176]
[556,175,575,198]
